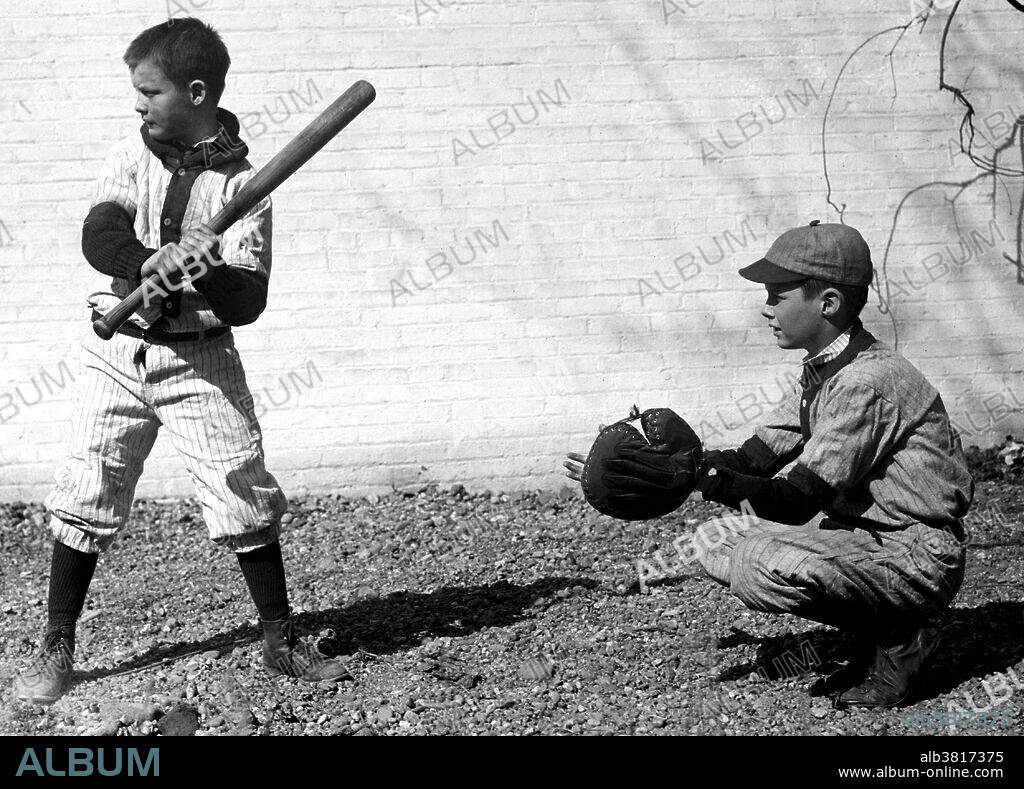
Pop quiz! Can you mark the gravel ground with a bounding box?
[1,459,1022,737]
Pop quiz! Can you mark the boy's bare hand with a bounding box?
[140,242,190,282]
[139,224,222,286]
[562,424,606,481]
[563,452,586,481]
[179,223,221,265]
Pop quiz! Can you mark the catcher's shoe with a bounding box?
[809,639,874,697]
[834,625,940,710]
[261,614,351,682]
[13,625,75,705]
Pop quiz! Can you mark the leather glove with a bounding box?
[578,405,703,521]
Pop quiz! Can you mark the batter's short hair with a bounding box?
[800,278,869,318]
[124,17,230,102]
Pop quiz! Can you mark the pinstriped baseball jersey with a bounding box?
[87,126,271,333]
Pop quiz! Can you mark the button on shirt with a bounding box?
[797,327,854,409]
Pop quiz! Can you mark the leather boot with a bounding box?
[13,624,75,705]
[261,614,351,682]
[810,638,874,697]
[834,625,940,709]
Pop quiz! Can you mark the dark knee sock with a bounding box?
[48,541,99,631]
[236,541,290,622]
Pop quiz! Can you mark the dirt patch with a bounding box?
[1,467,1021,736]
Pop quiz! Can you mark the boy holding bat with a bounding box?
[567,221,973,708]
[15,17,347,705]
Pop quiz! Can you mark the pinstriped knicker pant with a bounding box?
[45,327,287,554]
[693,512,966,634]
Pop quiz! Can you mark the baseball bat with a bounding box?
[93,79,376,340]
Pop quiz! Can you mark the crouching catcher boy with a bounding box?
[570,220,973,709]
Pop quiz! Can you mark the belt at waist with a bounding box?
[91,310,230,344]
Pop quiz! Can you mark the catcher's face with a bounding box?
[761,282,826,353]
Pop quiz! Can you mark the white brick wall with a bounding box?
[1,0,1023,500]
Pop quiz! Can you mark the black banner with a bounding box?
[0,735,1019,781]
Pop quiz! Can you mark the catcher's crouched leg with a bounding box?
[692,511,763,586]
[728,533,804,613]
[726,518,857,623]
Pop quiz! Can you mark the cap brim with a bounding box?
[738,258,807,284]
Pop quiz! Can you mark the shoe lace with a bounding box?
[41,626,73,656]
[853,648,903,696]
[22,629,73,683]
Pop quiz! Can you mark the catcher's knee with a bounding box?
[729,535,790,609]
[692,521,733,585]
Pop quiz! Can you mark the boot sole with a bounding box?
[13,680,69,706]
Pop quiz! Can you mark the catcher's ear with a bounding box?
[820,288,842,317]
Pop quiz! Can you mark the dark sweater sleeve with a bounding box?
[193,264,268,326]
[699,463,838,525]
[192,193,272,327]
[705,443,776,478]
[81,201,155,283]
[737,435,802,477]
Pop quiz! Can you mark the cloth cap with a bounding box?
[739,220,873,287]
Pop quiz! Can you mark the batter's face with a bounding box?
[761,281,826,353]
[131,59,206,145]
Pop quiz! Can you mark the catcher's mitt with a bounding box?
[581,405,703,521]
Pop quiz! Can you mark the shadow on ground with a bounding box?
[708,601,1024,706]
[72,576,596,684]
[924,600,1024,699]
[307,576,598,656]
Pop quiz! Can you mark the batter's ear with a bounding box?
[189,79,208,106]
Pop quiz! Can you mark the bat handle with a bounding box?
[92,316,118,340]
[92,272,178,340]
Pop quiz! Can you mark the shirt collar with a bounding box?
[804,325,855,368]
[140,108,249,170]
